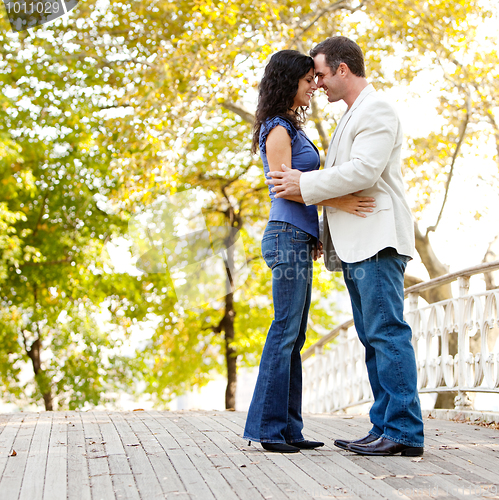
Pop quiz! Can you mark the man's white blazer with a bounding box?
[300,84,415,271]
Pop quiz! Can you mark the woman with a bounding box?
[243,50,375,453]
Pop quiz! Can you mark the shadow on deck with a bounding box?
[1,410,499,499]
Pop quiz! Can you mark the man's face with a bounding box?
[313,53,344,103]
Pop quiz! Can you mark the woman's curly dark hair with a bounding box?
[251,50,314,154]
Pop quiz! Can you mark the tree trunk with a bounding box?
[414,221,453,303]
[222,224,238,410]
[413,221,457,409]
[224,298,237,410]
[43,391,54,412]
[26,336,54,411]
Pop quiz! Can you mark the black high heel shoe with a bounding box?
[286,440,324,449]
[260,442,300,453]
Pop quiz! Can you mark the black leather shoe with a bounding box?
[261,442,300,453]
[348,437,424,456]
[334,434,378,451]
[287,440,324,449]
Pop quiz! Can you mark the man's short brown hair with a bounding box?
[310,36,366,77]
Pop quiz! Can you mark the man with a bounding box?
[266,36,424,456]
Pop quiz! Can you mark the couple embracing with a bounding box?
[243,37,424,457]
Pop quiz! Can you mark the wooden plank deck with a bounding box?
[1,411,498,500]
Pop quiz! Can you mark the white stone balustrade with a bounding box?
[302,261,499,413]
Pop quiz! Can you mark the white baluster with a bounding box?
[455,277,472,410]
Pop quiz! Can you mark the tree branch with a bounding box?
[482,234,499,290]
[292,0,365,41]
[221,101,255,124]
[31,189,50,239]
[426,94,470,235]
[21,257,71,267]
[310,96,330,156]
[485,106,499,160]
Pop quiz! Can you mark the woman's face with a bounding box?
[292,68,317,109]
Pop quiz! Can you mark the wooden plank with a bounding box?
[375,452,494,500]
[0,413,14,436]
[204,413,324,499]
[19,411,52,500]
[67,412,91,500]
[307,414,499,499]
[145,412,218,499]
[305,414,372,444]
[107,454,140,500]
[422,420,499,482]
[351,454,464,499]
[206,412,350,499]
[216,412,385,499]
[182,414,293,500]
[80,411,115,500]
[315,450,419,500]
[132,412,190,498]
[308,416,499,498]
[0,413,38,500]
[138,412,238,500]
[282,415,412,500]
[108,412,162,499]
[0,414,24,480]
[95,411,139,500]
[1,410,498,500]
[147,412,230,500]
[307,414,446,499]
[43,412,68,500]
[211,410,358,498]
[214,411,385,499]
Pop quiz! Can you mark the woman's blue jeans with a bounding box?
[244,222,314,444]
[341,248,424,447]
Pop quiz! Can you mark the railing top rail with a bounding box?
[302,259,499,361]
[404,259,499,295]
[302,318,353,361]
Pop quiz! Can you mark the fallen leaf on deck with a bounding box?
[9,450,17,457]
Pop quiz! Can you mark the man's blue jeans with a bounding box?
[342,247,424,447]
[244,222,314,444]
